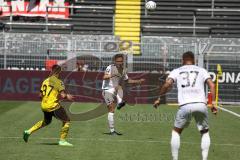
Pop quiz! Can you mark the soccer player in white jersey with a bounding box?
[154,51,217,160]
[102,54,145,135]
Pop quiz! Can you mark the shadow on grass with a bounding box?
[39,142,59,145]
[103,132,123,136]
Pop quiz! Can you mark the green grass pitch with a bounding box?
[0,101,239,160]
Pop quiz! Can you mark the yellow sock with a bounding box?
[28,120,46,134]
[60,122,70,141]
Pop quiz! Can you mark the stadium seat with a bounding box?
[141,0,240,37]
[0,0,115,34]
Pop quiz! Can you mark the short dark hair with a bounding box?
[51,64,61,75]
[182,51,194,60]
[114,54,124,60]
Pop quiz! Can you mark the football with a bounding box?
[145,1,157,10]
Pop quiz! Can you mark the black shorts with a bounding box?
[43,106,70,123]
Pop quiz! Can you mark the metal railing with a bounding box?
[1,33,240,104]
[4,22,74,32]
[143,25,211,37]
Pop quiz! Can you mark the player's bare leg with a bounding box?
[200,129,210,160]
[171,127,183,160]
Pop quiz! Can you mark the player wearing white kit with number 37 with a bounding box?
[154,51,217,160]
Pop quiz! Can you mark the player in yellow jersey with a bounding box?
[23,64,74,146]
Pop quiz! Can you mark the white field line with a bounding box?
[218,106,240,118]
[0,136,239,147]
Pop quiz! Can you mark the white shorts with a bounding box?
[174,103,209,131]
[102,90,116,105]
[102,87,124,105]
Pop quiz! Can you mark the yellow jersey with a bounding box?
[40,75,65,112]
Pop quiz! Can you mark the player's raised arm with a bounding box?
[103,73,121,80]
[127,78,145,84]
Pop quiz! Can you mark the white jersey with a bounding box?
[168,65,211,106]
[102,64,128,90]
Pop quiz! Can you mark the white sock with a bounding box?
[201,132,210,160]
[108,112,114,132]
[116,88,123,104]
[171,130,180,160]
